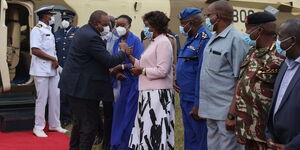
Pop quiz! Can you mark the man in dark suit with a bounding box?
[266,18,300,150]
[59,10,127,150]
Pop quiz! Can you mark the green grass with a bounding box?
[66,93,184,150]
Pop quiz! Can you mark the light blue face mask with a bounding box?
[275,39,286,56]
[205,18,214,31]
[243,33,256,46]
[143,27,153,39]
[275,37,295,57]
[179,22,191,36]
[243,28,261,46]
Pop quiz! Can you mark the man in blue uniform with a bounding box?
[54,9,79,127]
[174,8,211,150]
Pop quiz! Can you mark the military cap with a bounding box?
[246,12,276,25]
[179,8,202,20]
[34,5,56,16]
[61,9,76,19]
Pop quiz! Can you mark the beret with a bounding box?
[179,8,202,20]
[246,12,276,25]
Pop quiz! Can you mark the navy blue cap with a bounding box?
[61,9,76,19]
[179,8,202,20]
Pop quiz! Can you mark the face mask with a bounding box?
[112,29,118,37]
[100,25,110,36]
[179,22,191,37]
[61,20,70,29]
[243,33,256,46]
[275,39,286,56]
[143,27,153,39]
[275,37,294,57]
[116,26,127,37]
[49,16,55,25]
[102,32,112,40]
[205,18,215,31]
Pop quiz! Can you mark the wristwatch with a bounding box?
[227,113,235,120]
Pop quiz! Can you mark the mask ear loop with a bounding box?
[283,36,296,51]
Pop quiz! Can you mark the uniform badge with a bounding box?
[201,32,208,39]
[187,46,196,51]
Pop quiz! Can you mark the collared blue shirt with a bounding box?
[54,26,79,67]
[176,26,211,106]
[274,57,300,115]
[199,25,250,120]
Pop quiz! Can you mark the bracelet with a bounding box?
[121,64,125,70]
[142,68,146,76]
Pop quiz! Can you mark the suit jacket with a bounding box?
[59,24,125,101]
[266,62,300,150]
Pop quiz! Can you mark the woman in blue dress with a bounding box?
[110,15,144,150]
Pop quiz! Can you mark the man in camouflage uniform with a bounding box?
[225,12,285,150]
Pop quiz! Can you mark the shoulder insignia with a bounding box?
[201,32,208,39]
[187,45,196,51]
[36,24,43,28]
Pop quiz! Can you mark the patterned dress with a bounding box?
[235,45,284,147]
[129,89,175,150]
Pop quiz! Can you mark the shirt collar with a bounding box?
[152,34,164,42]
[216,24,233,38]
[285,56,300,69]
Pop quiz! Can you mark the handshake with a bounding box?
[119,42,132,56]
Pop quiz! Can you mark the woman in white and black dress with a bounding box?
[127,11,175,150]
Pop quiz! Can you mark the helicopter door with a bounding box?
[0,0,11,92]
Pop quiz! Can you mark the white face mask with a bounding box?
[116,26,127,37]
[61,20,70,29]
[49,16,55,25]
[100,25,110,36]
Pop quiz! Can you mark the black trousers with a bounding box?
[101,101,113,150]
[60,92,72,125]
[66,93,100,150]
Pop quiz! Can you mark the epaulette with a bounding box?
[201,32,209,39]
[36,24,43,28]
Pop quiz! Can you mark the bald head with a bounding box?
[209,0,233,23]
[88,10,107,25]
[280,19,300,42]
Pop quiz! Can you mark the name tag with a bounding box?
[46,34,50,36]
[187,46,196,51]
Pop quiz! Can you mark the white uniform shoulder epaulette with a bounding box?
[36,24,43,28]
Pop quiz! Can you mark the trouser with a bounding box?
[60,92,72,125]
[245,139,267,150]
[207,119,244,150]
[67,94,100,150]
[101,101,113,150]
[33,75,60,130]
[180,99,207,150]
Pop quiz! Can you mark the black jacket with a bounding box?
[266,62,300,150]
[59,24,125,101]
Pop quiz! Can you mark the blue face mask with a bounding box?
[275,39,286,56]
[243,33,256,46]
[143,27,153,39]
[205,18,214,31]
[179,26,188,36]
[112,29,118,37]
[179,22,191,36]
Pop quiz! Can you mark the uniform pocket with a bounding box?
[207,49,223,72]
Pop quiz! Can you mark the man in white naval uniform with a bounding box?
[30,5,67,137]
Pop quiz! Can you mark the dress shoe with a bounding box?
[33,129,48,137]
[49,127,68,133]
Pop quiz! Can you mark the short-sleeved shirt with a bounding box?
[235,46,284,143]
[30,21,57,77]
[199,24,250,120]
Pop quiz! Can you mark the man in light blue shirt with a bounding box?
[266,18,300,150]
[199,1,249,149]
